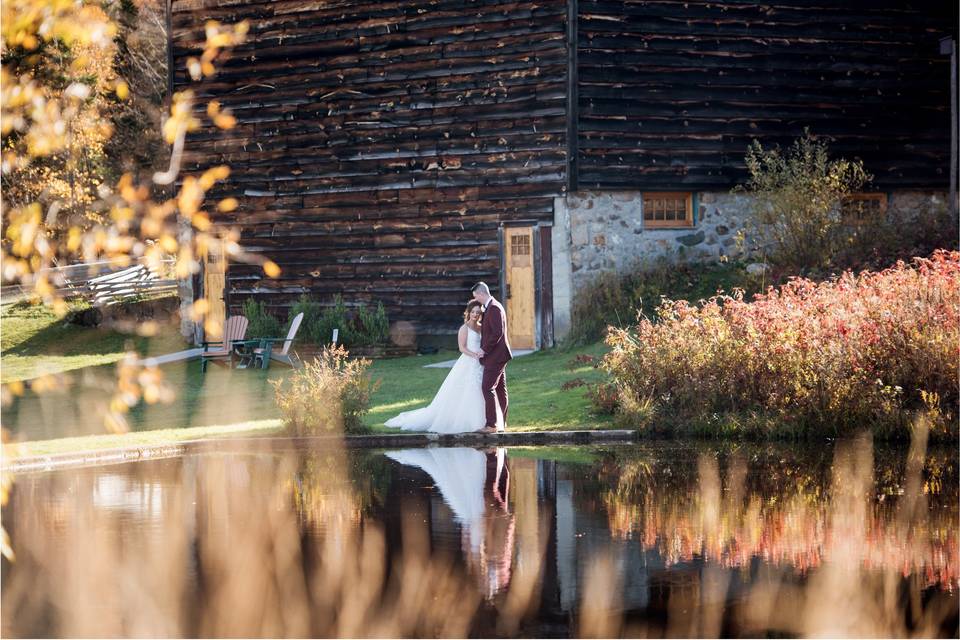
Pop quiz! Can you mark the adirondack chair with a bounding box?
[236,312,304,370]
[200,315,249,373]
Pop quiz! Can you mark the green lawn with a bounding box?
[1,300,187,383]
[3,303,612,454]
[364,343,612,431]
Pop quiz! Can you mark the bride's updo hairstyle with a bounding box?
[463,300,483,324]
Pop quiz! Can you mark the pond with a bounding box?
[2,439,957,637]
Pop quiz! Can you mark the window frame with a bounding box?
[642,191,694,229]
[840,193,888,226]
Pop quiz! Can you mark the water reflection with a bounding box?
[386,447,515,599]
[1,438,957,637]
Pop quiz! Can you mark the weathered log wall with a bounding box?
[170,0,955,337]
[170,0,568,334]
[576,0,956,190]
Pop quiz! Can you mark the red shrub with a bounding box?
[601,251,960,439]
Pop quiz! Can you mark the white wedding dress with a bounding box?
[386,327,502,433]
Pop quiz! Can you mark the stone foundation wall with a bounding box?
[553,191,753,300]
[551,189,948,340]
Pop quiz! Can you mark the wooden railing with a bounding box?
[0,259,177,306]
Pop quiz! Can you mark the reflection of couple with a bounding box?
[386,447,514,598]
[386,282,512,434]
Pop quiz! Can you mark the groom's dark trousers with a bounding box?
[479,298,513,429]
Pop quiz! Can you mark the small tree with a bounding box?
[736,131,870,273]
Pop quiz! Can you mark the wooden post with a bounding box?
[946,38,958,220]
[566,0,578,193]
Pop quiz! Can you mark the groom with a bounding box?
[472,282,512,433]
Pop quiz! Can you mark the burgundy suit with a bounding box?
[479,298,512,429]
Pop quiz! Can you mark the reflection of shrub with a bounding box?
[242,298,282,339]
[601,251,960,440]
[272,345,378,434]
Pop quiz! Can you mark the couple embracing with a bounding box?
[386,282,512,434]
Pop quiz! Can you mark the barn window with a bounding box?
[509,233,531,267]
[841,193,887,225]
[642,192,693,228]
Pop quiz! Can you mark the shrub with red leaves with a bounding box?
[601,251,960,439]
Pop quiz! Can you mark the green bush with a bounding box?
[736,130,870,273]
[353,302,390,347]
[241,298,282,339]
[271,345,378,435]
[246,294,392,348]
[566,260,759,346]
[309,295,390,347]
[287,294,324,344]
[314,294,354,346]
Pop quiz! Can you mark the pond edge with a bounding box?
[5,429,641,474]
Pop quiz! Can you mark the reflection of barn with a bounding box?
[170,1,956,347]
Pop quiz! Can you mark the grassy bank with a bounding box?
[3,327,612,456]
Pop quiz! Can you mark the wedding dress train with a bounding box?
[385,327,502,433]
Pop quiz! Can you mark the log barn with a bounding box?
[170,0,957,347]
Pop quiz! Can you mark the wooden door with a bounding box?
[203,240,226,338]
[504,226,536,349]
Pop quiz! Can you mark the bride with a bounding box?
[386,301,503,433]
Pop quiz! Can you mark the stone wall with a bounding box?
[553,191,752,299]
[550,189,948,340]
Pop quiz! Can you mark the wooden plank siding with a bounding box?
[170,0,568,334]
[577,0,956,190]
[170,0,955,337]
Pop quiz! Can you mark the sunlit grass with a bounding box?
[365,341,612,431]
[1,299,186,383]
[4,330,614,454]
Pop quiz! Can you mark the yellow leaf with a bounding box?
[192,212,211,230]
[214,113,236,129]
[115,81,129,100]
[217,197,238,212]
[263,260,281,278]
[159,234,178,253]
[1,528,14,562]
[104,412,129,435]
[205,317,223,339]
[207,100,221,116]
[192,298,210,317]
